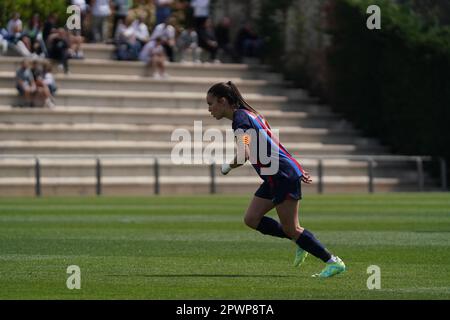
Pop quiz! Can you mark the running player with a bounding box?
[206,81,346,278]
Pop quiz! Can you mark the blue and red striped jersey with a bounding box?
[232,107,305,181]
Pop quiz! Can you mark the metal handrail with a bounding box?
[0,154,445,196]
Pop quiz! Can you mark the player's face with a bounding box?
[206,94,226,120]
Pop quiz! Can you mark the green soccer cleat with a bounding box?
[293,247,309,267]
[312,257,346,278]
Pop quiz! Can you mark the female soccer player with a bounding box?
[206,81,346,278]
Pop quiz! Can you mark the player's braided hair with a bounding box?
[208,81,270,127]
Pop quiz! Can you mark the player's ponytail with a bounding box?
[207,81,270,127]
[225,81,260,116]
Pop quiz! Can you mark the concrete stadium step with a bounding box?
[0,123,373,145]
[0,71,288,95]
[0,88,314,110]
[2,43,114,60]
[0,106,353,129]
[0,57,280,80]
[79,43,238,62]
[81,43,115,60]
[0,139,385,156]
[0,158,420,180]
[80,43,212,61]
[81,44,271,68]
[0,175,431,197]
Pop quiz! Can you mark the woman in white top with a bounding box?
[149,16,176,62]
[91,0,112,42]
[131,16,150,46]
[191,0,210,30]
[7,12,32,55]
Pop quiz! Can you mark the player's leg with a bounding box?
[244,196,288,239]
[276,198,345,277]
[275,198,302,239]
[276,198,332,261]
[243,196,273,229]
[274,198,308,267]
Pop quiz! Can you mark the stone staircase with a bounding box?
[0,44,436,196]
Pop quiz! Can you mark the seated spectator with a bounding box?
[6,12,24,43]
[235,22,264,62]
[176,25,201,63]
[68,29,85,59]
[0,31,9,54]
[30,58,55,108]
[67,2,86,57]
[114,17,128,43]
[150,15,176,62]
[30,58,43,81]
[112,0,130,39]
[24,14,44,56]
[114,16,142,60]
[6,12,32,56]
[43,13,84,61]
[215,16,236,62]
[43,60,58,97]
[46,28,70,73]
[130,15,150,47]
[42,13,58,45]
[197,18,219,63]
[139,37,167,79]
[15,59,36,107]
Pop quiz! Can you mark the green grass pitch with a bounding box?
[0,193,449,299]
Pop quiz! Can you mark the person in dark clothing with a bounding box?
[24,14,45,55]
[46,28,70,73]
[112,0,130,39]
[215,16,236,62]
[206,81,346,279]
[30,58,55,108]
[15,59,36,107]
[235,22,264,62]
[197,18,218,63]
[42,13,58,45]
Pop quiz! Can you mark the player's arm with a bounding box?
[221,133,251,175]
[230,143,250,168]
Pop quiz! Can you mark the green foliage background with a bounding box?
[256,0,450,181]
[0,0,68,28]
[255,0,294,65]
[326,0,450,174]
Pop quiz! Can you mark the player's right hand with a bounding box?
[221,163,232,175]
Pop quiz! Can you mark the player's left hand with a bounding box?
[301,171,313,184]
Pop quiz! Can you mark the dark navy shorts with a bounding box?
[254,177,302,205]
